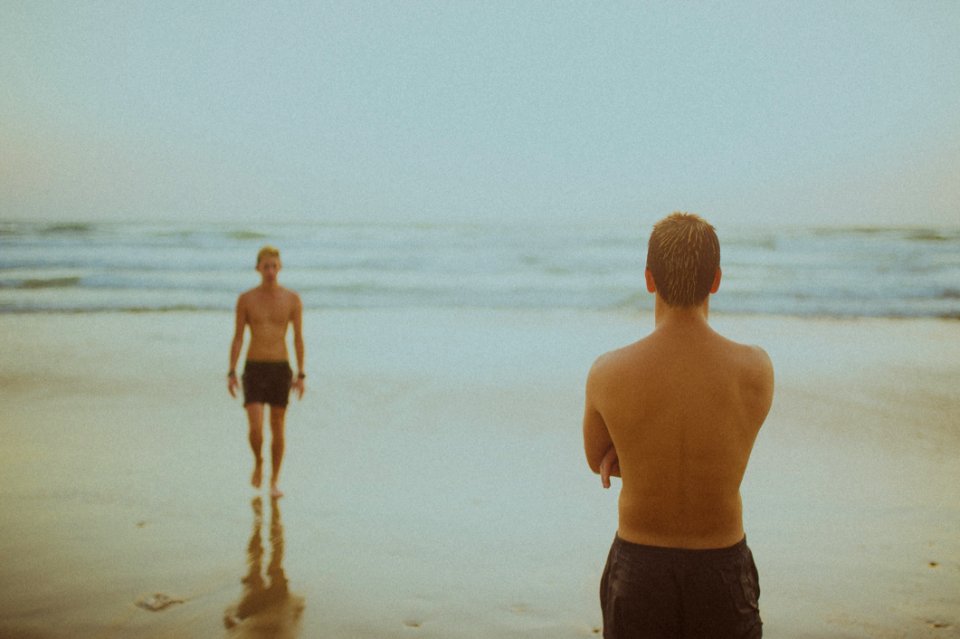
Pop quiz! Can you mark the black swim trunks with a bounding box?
[600,535,762,639]
[242,361,293,408]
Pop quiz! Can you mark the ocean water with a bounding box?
[0,221,958,319]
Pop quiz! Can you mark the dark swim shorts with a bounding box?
[600,535,762,639]
[242,361,293,408]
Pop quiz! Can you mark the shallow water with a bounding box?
[1,221,958,318]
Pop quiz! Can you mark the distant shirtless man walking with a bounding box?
[228,246,305,498]
[583,213,774,638]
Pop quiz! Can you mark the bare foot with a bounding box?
[270,483,284,498]
[251,462,263,489]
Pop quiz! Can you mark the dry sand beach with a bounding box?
[0,309,958,638]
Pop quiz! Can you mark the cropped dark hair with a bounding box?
[645,212,720,307]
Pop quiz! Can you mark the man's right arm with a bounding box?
[227,295,246,397]
[583,359,615,475]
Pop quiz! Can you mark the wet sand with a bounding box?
[0,310,958,638]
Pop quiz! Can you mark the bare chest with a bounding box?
[245,294,293,328]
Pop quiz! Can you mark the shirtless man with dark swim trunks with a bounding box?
[228,246,305,498]
[583,213,774,638]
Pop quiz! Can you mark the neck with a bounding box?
[259,279,279,291]
[653,296,711,329]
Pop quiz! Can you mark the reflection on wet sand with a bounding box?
[224,497,305,637]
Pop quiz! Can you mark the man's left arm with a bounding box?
[598,445,620,489]
[291,294,305,399]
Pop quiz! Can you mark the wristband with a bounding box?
[297,372,306,379]
[227,371,236,378]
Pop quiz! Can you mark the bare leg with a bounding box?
[269,406,286,498]
[245,403,265,489]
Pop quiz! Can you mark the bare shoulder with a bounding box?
[715,331,771,369]
[236,288,256,308]
[588,339,648,386]
[590,341,633,373]
[238,286,260,301]
[734,341,774,403]
[281,287,303,310]
[587,347,616,389]
[743,343,773,378]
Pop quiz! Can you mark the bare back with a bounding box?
[585,319,773,548]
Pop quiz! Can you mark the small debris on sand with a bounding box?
[136,593,184,612]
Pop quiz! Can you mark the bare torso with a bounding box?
[237,286,300,362]
[585,316,773,548]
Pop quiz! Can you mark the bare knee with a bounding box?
[268,407,286,435]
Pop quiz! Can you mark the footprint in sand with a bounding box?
[403,619,422,629]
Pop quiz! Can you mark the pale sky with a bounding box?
[2,1,959,227]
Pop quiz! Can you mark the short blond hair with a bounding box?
[256,245,281,267]
[645,212,720,307]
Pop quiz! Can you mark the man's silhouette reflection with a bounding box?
[224,497,305,637]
